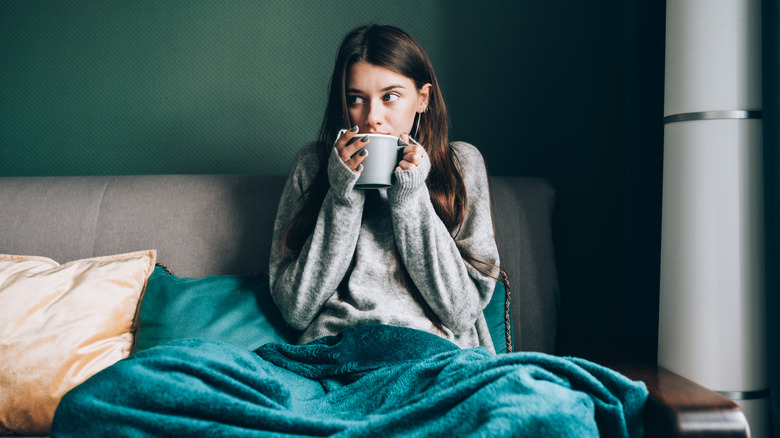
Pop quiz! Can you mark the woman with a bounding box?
[52,25,647,438]
[269,24,500,351]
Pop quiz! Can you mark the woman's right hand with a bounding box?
[336,126,370,173]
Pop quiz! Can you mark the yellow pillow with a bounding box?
[0,250,156,435]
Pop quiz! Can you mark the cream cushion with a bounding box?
[0,250,156,435]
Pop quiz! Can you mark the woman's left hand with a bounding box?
[396,133,425,171]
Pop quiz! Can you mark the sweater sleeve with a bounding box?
[268,144,365,331]
[387,142,500,334]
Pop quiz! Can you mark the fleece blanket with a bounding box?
[51,324,647,437]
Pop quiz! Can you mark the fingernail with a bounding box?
[359,148,367,156]
[347,137,358,145]
[350,125,358,132]
[398,138,408,146]
[356,164,363,171]
[361,136,370,142]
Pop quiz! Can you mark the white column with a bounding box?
[659,0,769,437]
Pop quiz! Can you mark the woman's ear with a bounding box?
[417,83,432,113]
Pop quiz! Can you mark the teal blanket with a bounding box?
[52,324,647,437]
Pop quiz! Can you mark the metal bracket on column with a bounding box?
[663,110,763,124]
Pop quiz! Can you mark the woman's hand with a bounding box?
[336,126,369,173]
[396,133,425,171]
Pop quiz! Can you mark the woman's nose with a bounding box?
[365,102,383,128]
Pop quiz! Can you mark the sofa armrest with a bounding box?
[610,363,750,438]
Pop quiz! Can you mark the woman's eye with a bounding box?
[383,93,399,102]
[347,95,364,105]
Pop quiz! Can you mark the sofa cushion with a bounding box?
[134,265,513,355]
[132,266,299,354]
[0,250,156,435]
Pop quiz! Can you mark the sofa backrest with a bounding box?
[0,174,558,353]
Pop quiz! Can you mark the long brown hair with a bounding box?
[283,24,467,254]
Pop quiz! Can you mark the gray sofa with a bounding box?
[0,174,749,436]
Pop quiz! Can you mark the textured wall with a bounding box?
[0,1,447,175]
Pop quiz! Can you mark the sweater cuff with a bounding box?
[388,151,431,204]
[327,146,362,202]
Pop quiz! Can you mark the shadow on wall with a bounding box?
[442,1,665,361]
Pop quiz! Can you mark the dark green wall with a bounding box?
[0,1,666,361]
[1,1,450,175]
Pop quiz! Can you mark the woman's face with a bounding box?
[345,61,431,137]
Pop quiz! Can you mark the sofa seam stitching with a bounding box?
[88,177,112,257]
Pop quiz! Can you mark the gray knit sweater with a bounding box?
[269,141,500,351]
